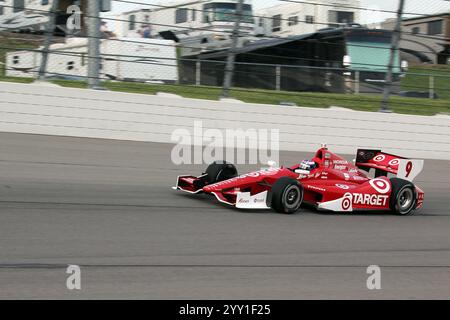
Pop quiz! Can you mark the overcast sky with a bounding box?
[109,0,450,24]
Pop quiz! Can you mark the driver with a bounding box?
[299,159,317,172]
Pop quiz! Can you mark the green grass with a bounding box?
[42,79,450,116]
[1,63,449,116]
[402,65,450,100]
[0,75,34,84]
[50,79,88,89]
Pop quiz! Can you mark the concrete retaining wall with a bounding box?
[0,81,449,159]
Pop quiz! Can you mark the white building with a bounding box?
[115,0,255,39]
[255,0,361,37]
[6,37,178,83]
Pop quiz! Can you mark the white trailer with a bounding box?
[6,37,179,83]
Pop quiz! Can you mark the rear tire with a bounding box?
[270,177,304,214]
[205,161,238,184]
[390,178,417,216]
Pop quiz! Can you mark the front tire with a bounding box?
[270,177,304,214]
[205,161,238,184]
[390,178,417,216]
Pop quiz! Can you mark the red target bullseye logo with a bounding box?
[369,178,391,194]
[342,194,352,211]
[389,159,400,167]
[373,154,386,162]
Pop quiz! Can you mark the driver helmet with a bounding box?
[300,160,317,171]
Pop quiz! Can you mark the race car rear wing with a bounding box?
[355,149,424,182]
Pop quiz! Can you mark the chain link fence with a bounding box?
[0,0,449,105]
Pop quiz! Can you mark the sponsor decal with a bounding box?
[369,178,391,194]
[307,185,326,192]
[211,168,280,188]
[333,160,348,165]
[342,194,352,210]
[236,191,269,209]
[388,159,400,167]
[345,192,389,207]
[353,175,367,181]
[334,165,347,170]
[238,168,280,179]
[336,184,350,190]
[373,154,386,162]
[343,173,350,181]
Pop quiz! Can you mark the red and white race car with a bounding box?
[173,146,425,215]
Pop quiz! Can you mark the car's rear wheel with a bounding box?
[205,161,238,184]
[270,177,303,214]
[390,178,417,216]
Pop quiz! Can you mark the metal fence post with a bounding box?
[276,65,281,91]
[429,75,435,99]
[354,71,360,95]
[222,0,244,98]
[87,0,102,89]
[196,60,201,86]
[37,0,59,81]
[380,0,405,112]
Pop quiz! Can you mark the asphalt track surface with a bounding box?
[0,132,450,299]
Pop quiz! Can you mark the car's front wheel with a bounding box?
[205,161,238,184]
[270,177,304,214]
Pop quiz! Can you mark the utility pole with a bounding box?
[221,0,244,98]
[87,0,102,89]
[37,0,59,81]
[380,0,405,113]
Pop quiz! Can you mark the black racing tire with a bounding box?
[205,161,238,184]
[270,177,304,214]
[390,178,417,216]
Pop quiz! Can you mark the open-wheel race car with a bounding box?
[173,145,425,215]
